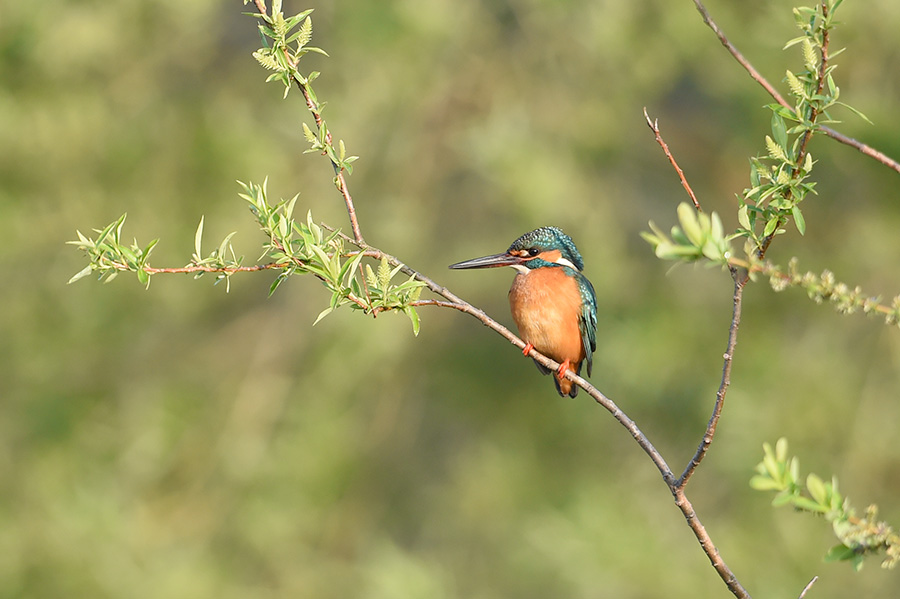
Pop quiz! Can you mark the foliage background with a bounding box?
[2,0,900,597]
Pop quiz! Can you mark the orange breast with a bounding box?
[508,267,586,367]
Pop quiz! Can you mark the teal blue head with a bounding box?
[449,226,585,272]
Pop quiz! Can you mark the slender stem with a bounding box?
[692,0,900,175]
[255,0,365,245]
[644,108,703,212]
[642,108,746,489]
[144,263,277,275]
[795,2,830,164]
[678,270,747,487]
[296,81,366,245]
[752,2,828,259]
[798,576,819,599]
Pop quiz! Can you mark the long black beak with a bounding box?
[449,252,524,269]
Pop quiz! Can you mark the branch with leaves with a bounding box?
[751,439,900,571]
[66,2,900,599]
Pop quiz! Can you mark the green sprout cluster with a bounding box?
[641,202,734,265]
[239,179,425,333]
[750,438,900,571]
[68,215,162,288]
[248,1,358,182]
[247,1,326,97]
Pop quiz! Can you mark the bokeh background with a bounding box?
[3,0,900,597]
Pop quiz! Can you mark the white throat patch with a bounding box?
[554,256,578,270]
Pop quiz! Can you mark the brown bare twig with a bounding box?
[644,108,703,212]
[642,109,747,488]
[678,274,747,487]
[798,576,819,599]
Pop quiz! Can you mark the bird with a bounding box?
[449,226,597,397]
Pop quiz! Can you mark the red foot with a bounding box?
[556,359,571,380]
[522,342,534,356]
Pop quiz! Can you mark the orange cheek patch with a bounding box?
[538,249,562,263]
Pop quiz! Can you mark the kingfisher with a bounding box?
[449,226,597,398]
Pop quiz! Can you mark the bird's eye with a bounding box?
[527,248,540,257]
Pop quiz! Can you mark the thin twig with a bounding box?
[144,263,277,274]
[692,0,900,175]
[297,83,365,245]
[642,108,747,489]
[798,576,819,599]
[644,108,702,211]
[678,272,747,487]
[255,0,366,245]
[795,2,831,164]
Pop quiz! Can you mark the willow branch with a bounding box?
[692,0,900,175]
[253,0,366,245]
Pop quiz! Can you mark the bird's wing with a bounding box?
[578,273,598,377]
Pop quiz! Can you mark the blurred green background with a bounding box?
[3,0,900,597]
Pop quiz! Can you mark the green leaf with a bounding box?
[771,113,788,150]
[339,251,366,285]
[792,496,829,513]
[738,204,752,231]
[68,264,94,285]
[806,473,827,506]
[313,306,333,326]
[136,267,150,288]
[218,232,237,260]
[268,270,289,297]
[775,438,789,462]
[749,475,783,491]
[194,216,205,259]
[771,491,795,508]
[824,544,857,563]
[404,306,421,336]
[676,203,703,247]
[835,101,873,125]
[143,238,159,262]
[792,205,806,235]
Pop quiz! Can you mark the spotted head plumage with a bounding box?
[507,226,585,272]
